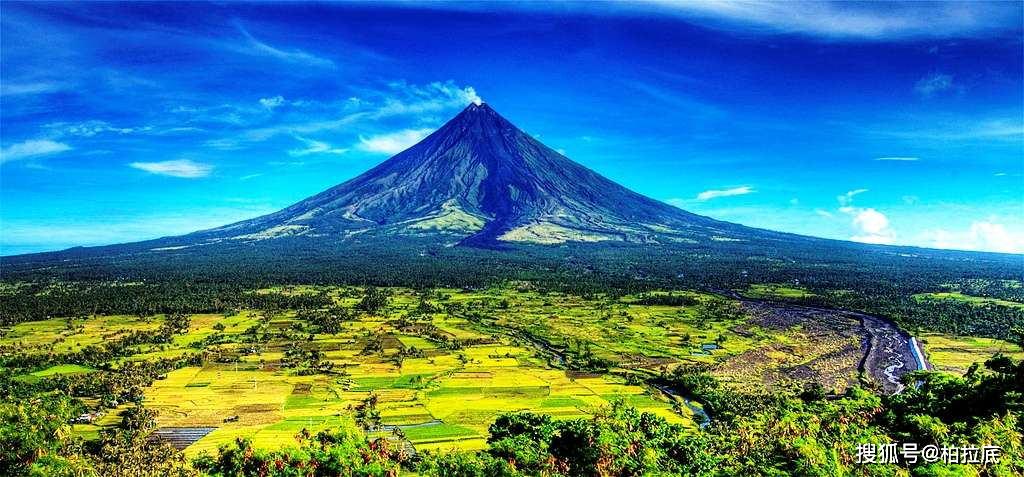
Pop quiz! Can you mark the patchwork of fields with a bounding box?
[3,284,1019,457]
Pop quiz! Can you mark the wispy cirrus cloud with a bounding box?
[234,22,335,68]
[874,156,919,162]
[621,1,1020,40]
[416,1,1021,40]
[624,80,725,119]
[0,81,67,96]
[837,188,868,207]
[259,95,285,110]
[0,139,72,163]
[696,185,754,201]
[914,73,954,97]
[357,128,433,155]
[860,116,1023,143]
[814,208,834,219]
[288,136,347,157]
[199,81,479,151]
[129,159,212,178]
[44,120,151,138]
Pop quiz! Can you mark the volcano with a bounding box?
[183,102,779,249]
[5,102,1014,285]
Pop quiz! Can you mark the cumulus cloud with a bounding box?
[835,189,894,244]
[288,136,347,157]
[357,128,432,155]
[848,208,894,244]
[0,139,72,163]
[914,73,954,97]
[259,95,285,109]
[925,221,1023,254]
[696,186,754,201]
[129,159,212,178]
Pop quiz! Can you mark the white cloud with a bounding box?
[202,81,479,151]
[411,2,1018,39]
[288,136,347,157]
[625,80,725,118]
[373,81,482,117]
[875,156,919,161]
[357,128,432,155]
[914,73,954,97]
[848,208,895,244]
[696,186,754,201]
[867,117,1023,142]
[129,159,212,178]
[636,1,1019,40]
[967,222,1020,253]
[44,120,148,137]
[924,221,1023,254]
[814,208,834,219]
[0,139,72,163]
[0,81,66,96]
[259,95,285,109]
[834,188,894,244]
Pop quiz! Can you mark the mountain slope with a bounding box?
[187,103,777,249]
[5,103,1020,288]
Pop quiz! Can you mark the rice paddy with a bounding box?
[919,333,1024,374]
[4,284,1014,457]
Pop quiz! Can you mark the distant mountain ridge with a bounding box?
[185,103,788,249]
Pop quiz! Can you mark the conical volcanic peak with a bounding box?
[191,102,750,247]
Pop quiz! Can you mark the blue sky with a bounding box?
[1,1,1022,255]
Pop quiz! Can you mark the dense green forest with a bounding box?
[4,261,1022,340]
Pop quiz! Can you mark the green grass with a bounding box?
[402,423,478,443]
[263,415,349,432]
[350,373,433,391]
[746,283,815,299]
[31,363,96,377]
[539,396,589,408]
[913,292,1024,309]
